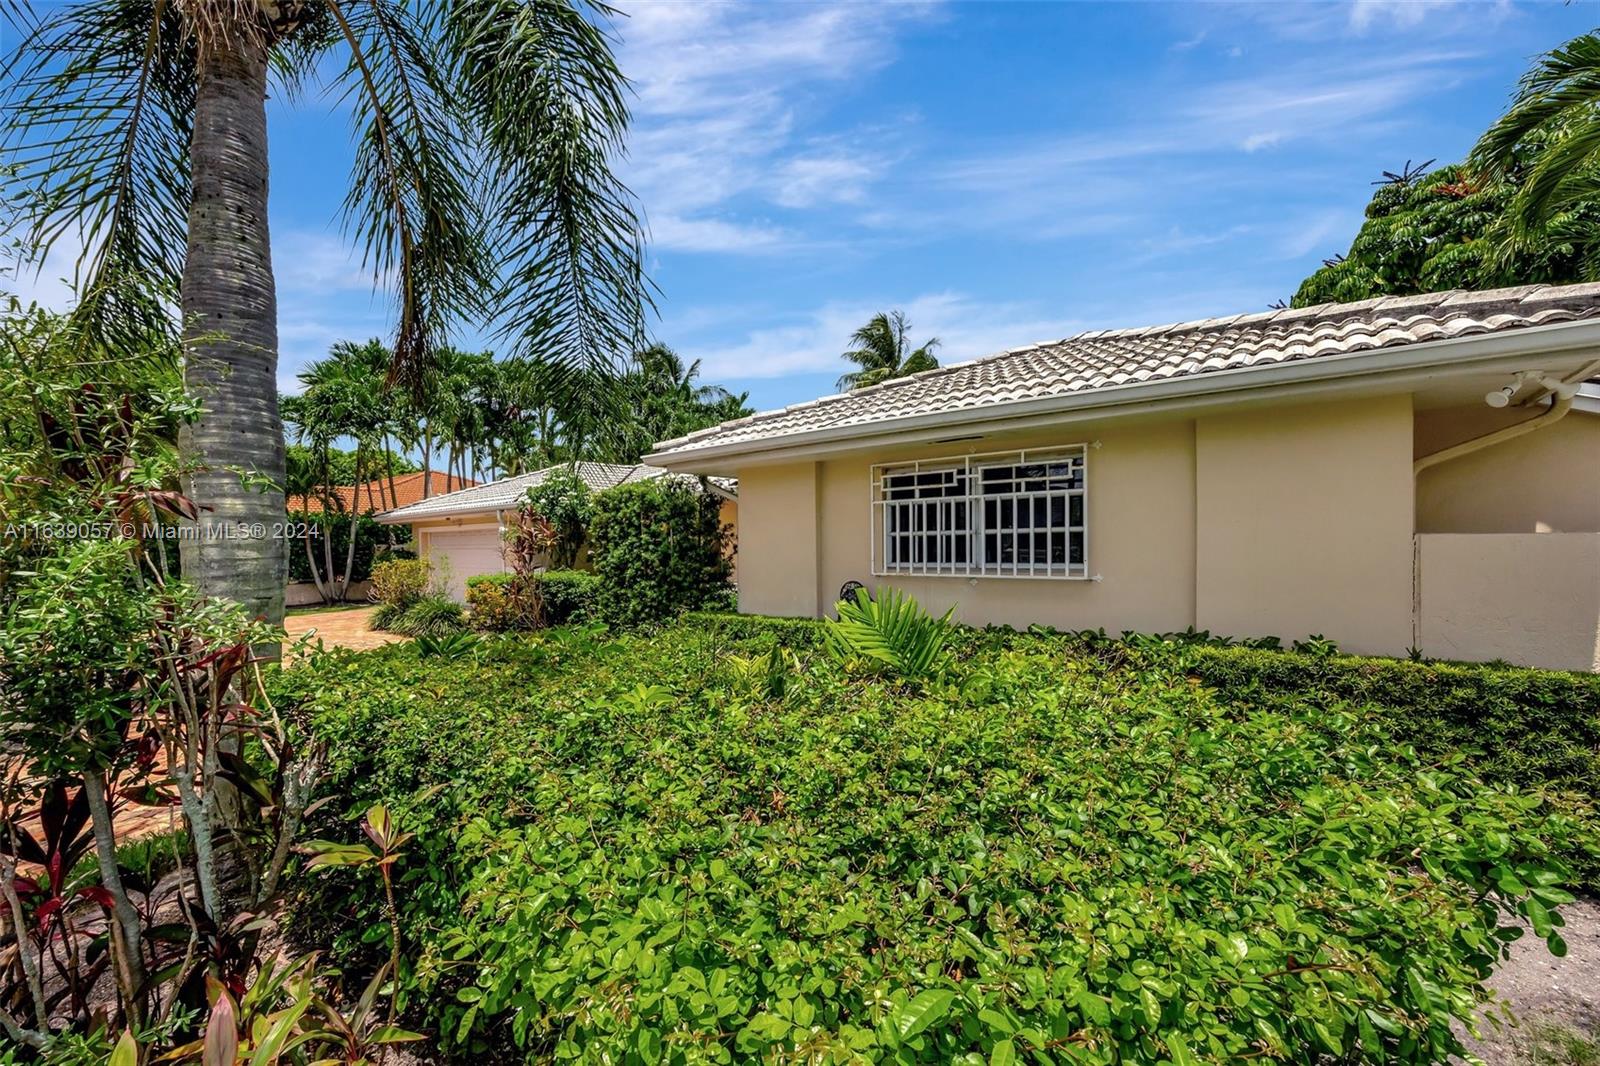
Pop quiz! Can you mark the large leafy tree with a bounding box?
[1291,161,1593,307]
[2,0,647,630]
[836,310,940,391]
[1296,32,1600,308]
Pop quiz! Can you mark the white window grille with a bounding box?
[870,445,1088,579]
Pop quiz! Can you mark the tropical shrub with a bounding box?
[521,467,593,569]
[0,302,327,1052]
[467,570,599,631]
[279,616,1578,1063]
[370,557,433,608]
[1179,644,1600,889]
[465,573,542,631]
[587,478,732,625]
[372,595,466,637]
[825,585,955,682]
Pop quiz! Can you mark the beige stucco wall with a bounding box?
[736,465,818,617]
[810,420,1198,632]
[1194,395,1415,655]
[1416,406,1600,534]
[732,395,1418,655]
[1418,533,1600,671]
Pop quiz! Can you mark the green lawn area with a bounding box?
[275,615,1595,1064]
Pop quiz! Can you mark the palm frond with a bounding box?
[325,0,489,392]
[449,0,648,392]
[824,586,955,683]
[1,0,195,351]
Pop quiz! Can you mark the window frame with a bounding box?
[869,444,1091,581]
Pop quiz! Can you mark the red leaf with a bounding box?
[77,885,116,910]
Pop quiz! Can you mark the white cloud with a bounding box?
[648,214,792,254]
[615,1,936,251]
[274,228,391,294]
[684,291,1085,381]
[1241,131,1284,152]
[772,155,877,209]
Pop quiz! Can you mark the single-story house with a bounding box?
[377,461,738,601]
[288,471,473,513]
[645,283,1600,672]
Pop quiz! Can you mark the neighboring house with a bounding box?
[646,283,1600,672]
[289,471,474,513]
[377,461,738,601]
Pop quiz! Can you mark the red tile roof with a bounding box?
[289,471,476,514]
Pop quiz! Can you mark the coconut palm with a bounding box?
[1471,32,1600,251]
[836,311,941,391]
[2,0,647,630]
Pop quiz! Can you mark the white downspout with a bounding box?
[1413,392,1575,477]
[1410,359,1600,649]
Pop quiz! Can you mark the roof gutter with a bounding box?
[375,503,512,525]
[645,318,1600,470]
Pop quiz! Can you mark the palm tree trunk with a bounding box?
[338,450,365,601]
[178,32,286,640]
[422,422,433,498]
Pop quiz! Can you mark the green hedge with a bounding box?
[466,570,600,630]
[283,617,1580,1063]
[587,479,732,626]
[1181,645,1600,886]
[536,569,600,625]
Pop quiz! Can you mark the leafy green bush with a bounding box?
[371,595,466,637]
[466,570,598,631]
[535,569,600,625]
[587,479,732,626]
[1178,644,1600,888]
[521,467,593,569]
[825,585,954,682]
[369,557,432,608]
[281,618,1577,1063]
[465,573,541,632]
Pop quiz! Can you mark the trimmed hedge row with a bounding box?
[286,615,1582,1063]
[1180,646,1600,886]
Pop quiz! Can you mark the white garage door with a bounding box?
[424,527,506,601]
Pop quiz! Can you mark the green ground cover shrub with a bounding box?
[371,557,433,608]
[587,479,732,626]
[279,618,1580,1064]
[465,573,539,631]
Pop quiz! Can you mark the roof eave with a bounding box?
[375,503,509,525]
[645,319,1600,471]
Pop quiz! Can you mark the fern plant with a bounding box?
[824,586,954,682]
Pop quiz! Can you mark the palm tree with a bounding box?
[1471,33,1600,247]
[2,0,647,631]
[836,311,941,391]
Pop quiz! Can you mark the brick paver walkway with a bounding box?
[284,605,410,656]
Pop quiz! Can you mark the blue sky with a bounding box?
[14,1,1599,413]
